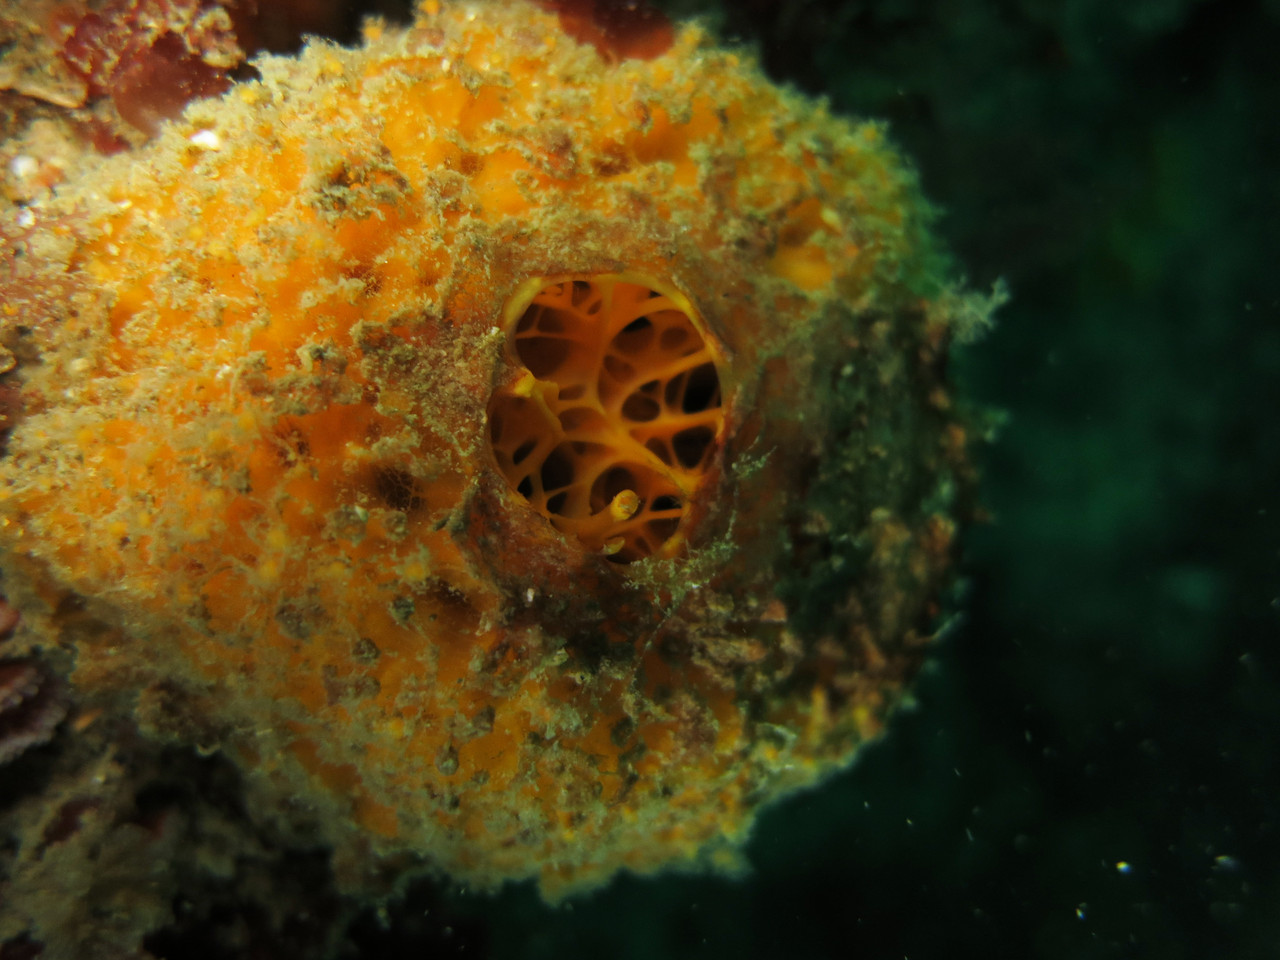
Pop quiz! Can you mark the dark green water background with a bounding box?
[338,2,1279,958]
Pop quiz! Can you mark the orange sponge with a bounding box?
[0,0,988,900]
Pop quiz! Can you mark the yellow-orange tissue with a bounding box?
[0,0,991,899]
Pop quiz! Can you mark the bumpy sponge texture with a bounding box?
[0,0,977,902]
[489,275,723,562]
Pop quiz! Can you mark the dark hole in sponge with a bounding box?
[601,465,637,500]
[536,310,566,334]
[682,363,721,413]
[612,316,654,356]
[516,304,541,333]
[602,353,635,384]
[591,464,643,513]
[621,392,660,422]
[374,466,423,512]
[540,445,575,493]
[559,407,608,433]
[672,426,715,468]
[512,439,537,465]
[516,336,572,379]
[663,372,685,409]
[659,326,689,351]
[647,517,680,541]
[645,437,672,465]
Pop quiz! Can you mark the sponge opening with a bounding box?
[488,275,724,563]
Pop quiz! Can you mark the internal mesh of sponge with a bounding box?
[488,277,723,562]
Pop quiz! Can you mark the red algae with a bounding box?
[536,0,675,61]
[54,0,244,134]
[0,0,354,146]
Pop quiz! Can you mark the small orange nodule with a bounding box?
[488,275,723,563]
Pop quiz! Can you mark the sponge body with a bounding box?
[0,0,980,897]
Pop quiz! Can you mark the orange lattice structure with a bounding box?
[489,275,723,562]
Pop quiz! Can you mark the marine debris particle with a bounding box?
[0,0,991,899]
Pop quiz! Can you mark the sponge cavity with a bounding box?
[488,275,724,563]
